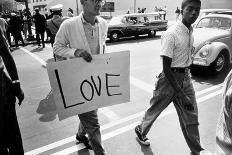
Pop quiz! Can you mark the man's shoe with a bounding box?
[76,134,92,150]
[135,125,150,146]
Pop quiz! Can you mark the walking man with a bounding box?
[0,25,24,154]
[135,0,205,155]
[32,8,46,48]
[53,0,108,154]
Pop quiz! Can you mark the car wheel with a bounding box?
[110,32,120,42]
[210,51,229,74]
[148,30,156,37]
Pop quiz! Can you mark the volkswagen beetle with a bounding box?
[191,13,232,74]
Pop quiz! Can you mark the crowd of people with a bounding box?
[0,0,231,155]
[0,6,74,50]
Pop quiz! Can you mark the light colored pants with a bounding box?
[78,110,106,155]
[140,71,203,155]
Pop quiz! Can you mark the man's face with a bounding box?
[182,2,201,24]
[83,0,105,16]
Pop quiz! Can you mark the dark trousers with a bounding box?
[0,70,24,155]
[36,31,45,46]
[78,110,106,155]
[12,33,25,47]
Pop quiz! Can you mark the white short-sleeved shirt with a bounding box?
[160,21,194,68]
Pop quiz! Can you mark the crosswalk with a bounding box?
[18,45,223,155]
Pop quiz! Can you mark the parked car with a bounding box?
[191,14,232,74]
[107,12,168,42]
[193,9,231,26]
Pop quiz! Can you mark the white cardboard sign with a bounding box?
[47,51,130,120]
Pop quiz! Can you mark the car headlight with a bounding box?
[199,44,210,58]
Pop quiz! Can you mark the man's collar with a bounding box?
[81,12,99,25]
[177,21,193,33]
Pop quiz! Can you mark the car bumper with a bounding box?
[192,58,210,66]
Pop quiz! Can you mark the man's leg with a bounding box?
[3,73,24,155]
[36,33,41,46]
[173,75,203,155]
[6,97,24,155]
[136,73,174,144]
[41,32,45,48]
[78,110,105,155]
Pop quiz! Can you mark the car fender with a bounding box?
[206,42,230,64]
[109,29,125,37]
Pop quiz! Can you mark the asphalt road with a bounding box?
[11,33,230,155]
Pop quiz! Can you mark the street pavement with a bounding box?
[10,33,229,155]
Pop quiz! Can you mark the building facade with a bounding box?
[28,0,232,20]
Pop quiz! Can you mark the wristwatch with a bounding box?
[12,80,20,84]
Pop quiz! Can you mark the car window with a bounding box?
[196,17,231,31]
[128,16,138,24]
[196,18,210,28]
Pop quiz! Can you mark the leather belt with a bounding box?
[171,67,189,73]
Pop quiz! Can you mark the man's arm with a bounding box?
[0,27,24,105]
[162,56,194,111]
[53,20,92,62]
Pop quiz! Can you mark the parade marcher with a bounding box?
[216,69,232,154]
[53,0,108,154]
[0,25,24,155]
[22,13,29,39]
[46,4,69,47]
[175,6,181,21]
[134,0,206,155]
[32,8,46,48]
[9,13,25,48]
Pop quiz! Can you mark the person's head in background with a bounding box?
[181,0,201,27]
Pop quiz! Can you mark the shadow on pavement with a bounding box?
[191,67,232,85]
[36,91,57,122]
[30,47,44,53]
[140,145,155,155]
[77,148,91,155]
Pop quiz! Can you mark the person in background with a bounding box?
[32,8,46,48]
[0,25,24,155]
[22,13,29,39]
[216,69,232,155]
[46,4,69,47]
[134,0,209,155]
[9,13,25,48]
[175,6,181,21]
[67,8,74,17]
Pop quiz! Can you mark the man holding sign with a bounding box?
[53,0,108,154]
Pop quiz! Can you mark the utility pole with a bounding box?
[134,0,136,13]
[76,0,79,15]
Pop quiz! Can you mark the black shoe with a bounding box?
[135,125,150,146]
[76,134,92,150]
[42,44,45,48]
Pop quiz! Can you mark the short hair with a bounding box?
[181,0,201,10]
